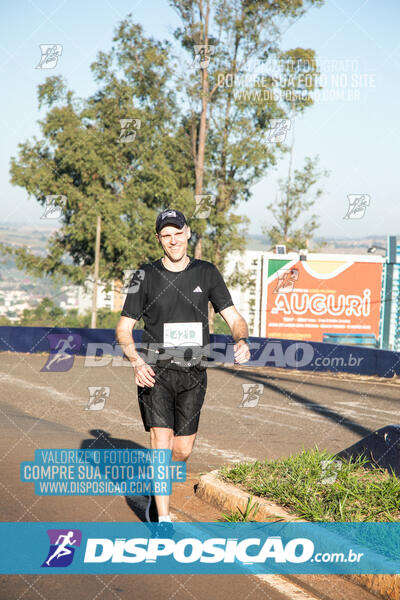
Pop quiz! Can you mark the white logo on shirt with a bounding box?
[193,286,202,292]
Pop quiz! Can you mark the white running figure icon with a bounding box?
[45,335,76,370]
[46,531,77,566]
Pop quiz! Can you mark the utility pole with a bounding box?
[91,215,101,329]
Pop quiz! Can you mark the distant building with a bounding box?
[59,285,80,311]
[0,289,37,319]
[59,279,126,315]
[223,250,262,336]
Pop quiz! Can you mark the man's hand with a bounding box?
[132,357,156,387]
[233,339,251,364]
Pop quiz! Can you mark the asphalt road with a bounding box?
[2,352,399,471]
[1,351,396,600]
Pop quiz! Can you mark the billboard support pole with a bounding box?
[381,235,397,350]
[258,254,264,337]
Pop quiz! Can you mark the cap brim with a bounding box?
[157,219,185,232]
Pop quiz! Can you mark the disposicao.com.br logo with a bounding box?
[41,529,82,567]
[84,535,315,565]
[0,522,396,575]
[39,530,319,571]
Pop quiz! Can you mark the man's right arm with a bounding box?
[115,316,155,387]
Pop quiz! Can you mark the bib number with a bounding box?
[163,322,203,347]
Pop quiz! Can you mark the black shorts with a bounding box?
[137,365,207,436]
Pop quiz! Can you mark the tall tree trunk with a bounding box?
[285,105,295,242]
[193,0,210,260]
[91,214,101,328]
[194,236,202,259]
[208,241,222,332]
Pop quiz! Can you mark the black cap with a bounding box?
[156,209,187,233]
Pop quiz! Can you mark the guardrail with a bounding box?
[0,326,399,379]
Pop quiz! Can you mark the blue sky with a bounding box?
[0,0,399,239]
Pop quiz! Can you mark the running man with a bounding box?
[116,208,251,524]
[44,335,76,370]
[45,531,77,566]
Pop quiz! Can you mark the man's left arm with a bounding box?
[219,305,251,364]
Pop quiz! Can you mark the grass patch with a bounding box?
[218,496,262,522]
[219,447,400,522]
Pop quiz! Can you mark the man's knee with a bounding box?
[173,448,192,462]
[173,436,196,462]
[150,427,174,447]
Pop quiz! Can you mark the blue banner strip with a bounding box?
[0,522,399,575]
[1,326,399,377]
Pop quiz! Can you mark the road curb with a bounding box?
[195,470,400,600]
[196,469,307,522]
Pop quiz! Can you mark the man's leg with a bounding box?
[145,367,206,520]
[168,368,206,515]
[149,426,174,518]
[172,433,196,463]
[149,429,196,519]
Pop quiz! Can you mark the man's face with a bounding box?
[156,224,191,261]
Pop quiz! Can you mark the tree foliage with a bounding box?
[4,1,325,302]
[5,23,193,285]
[170,0,324,268]
[264,155,329,250]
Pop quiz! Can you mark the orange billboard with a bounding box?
[264,257,383,342]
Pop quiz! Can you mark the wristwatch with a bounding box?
[238,337,251,346]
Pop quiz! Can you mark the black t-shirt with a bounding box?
[121,256,233,367]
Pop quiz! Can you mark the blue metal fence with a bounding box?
[1,326,400,378]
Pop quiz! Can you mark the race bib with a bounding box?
[163,322,203,347]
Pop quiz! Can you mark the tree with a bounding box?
[19,297,72,326]
[170,0,324,248]
[3,4,325,331]
[263,155,329,251]
[170,0,324,327]
[3,23,193,288]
